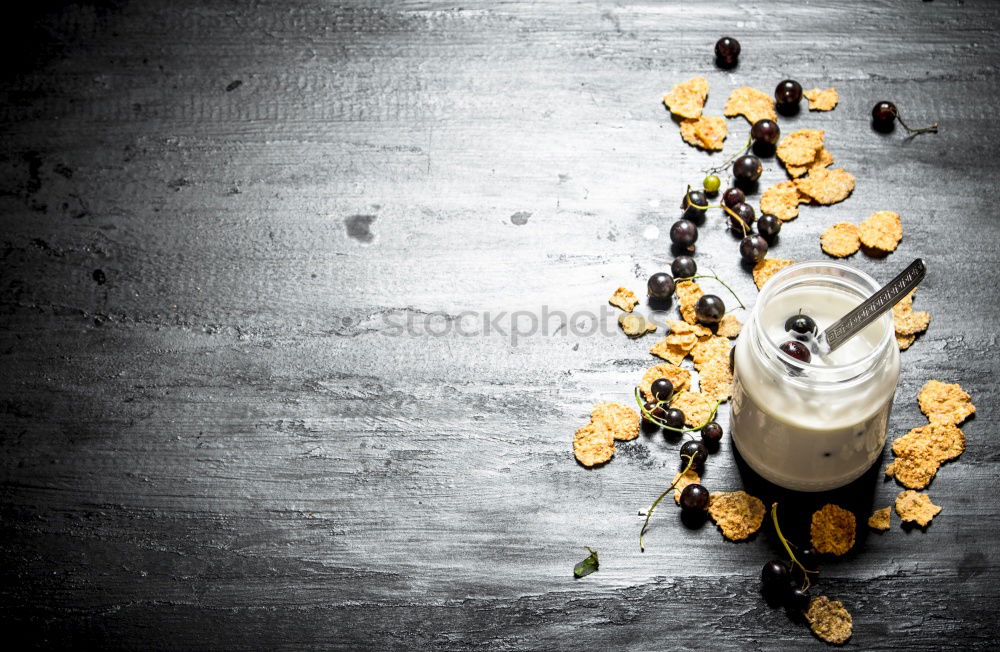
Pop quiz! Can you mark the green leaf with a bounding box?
[573,547,599,578]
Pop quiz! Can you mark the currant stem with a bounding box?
[684,185,710,210]
[770,502,816,591]
[634,387,722,433]
[639,452,697,552]
[721,204,749,237]
[675,273,746,311]
[896,114,938,135]
[702,135,752,176]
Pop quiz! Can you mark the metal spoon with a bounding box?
[814,258,926,355]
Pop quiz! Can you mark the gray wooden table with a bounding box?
[1,1,998,649]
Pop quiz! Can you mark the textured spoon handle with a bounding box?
[821,258,926,354]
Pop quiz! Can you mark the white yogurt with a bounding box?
[731,262,900,491]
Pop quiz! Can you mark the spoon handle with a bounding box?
[821,258,926,354]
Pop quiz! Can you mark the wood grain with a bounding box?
[1,0,998,649]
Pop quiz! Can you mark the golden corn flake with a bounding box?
[753,258,795,290]
[609,287,639,312]
[892,290,930,336]
[649,337,691,365]
[760,180,806,221]
[893,421,965,463]
[785,146,834,178]
[675,280,704,325]
[698,359,733,402]
[896,332,916,350]
[810,504,856,556]
[795,168,855,205]
[803,87,839,111]
[663,76,709,119]
[858,210,903,252]
[640,363,692,400]
[820,222,861,258]
[591,402,641,442]
[888,451,938,490]
[679,116,728,151]
[691,335,730,371]
[619,312,657,337]
[724,86,777,124]
[573,421,615,467]
[806,596,853,645]
[884,462,896,478]
[918,380,976,425]
[716,313,742,338]
[671,391,716,427]
[895,490,941,527]
[672,468,701,505]
[868,506,891,531]
[667,319,713,339]
[776,129,826,167]
[707,491,766,541]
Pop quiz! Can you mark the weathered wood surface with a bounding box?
[1,0,998,649]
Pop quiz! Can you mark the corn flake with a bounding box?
[820,222,861,258]
[760,180,806,221]
[803,87,839,111]
[896,333,916,350]
[707,491,766,541]
[679,116,728,151]
[810,504,856,556]
[806,596,853,645]
[670,390,717,427]
[858,211,903,252]
[640,363,692,401]
[753,258,795,289]
[591,402,641,442]
[619,312,657,337]
[868,506,891,531]
[785,146,835,178]
[723,86,777,124]
[691,335,730,371]
[573,421,615,467]
[663,77,709,119]
[892,289,930,336]
[893,421,965,463]
[918,380,975,425]
[895,490,941,527]
[672,468,701,504]
[777,129,825,167]
[717,313,742,338]
[795,168,855,205]
[675,280,704,325]
[698,359,733,402]
[609,287,638,312]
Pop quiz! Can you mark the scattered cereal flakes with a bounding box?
[795,168,855,205]
[672,468,701,505]
[896,333,916,350]
[671,391,717,427]
[573,421,615,467]
[663,76,709,119]
[887,452,938,490]
[591,402,641,442]
[753,258,795,290]
[698,359,733,402]
[868,506,891,531]
[895,490,941,527]
[820,222,861,258]
[893,421,965,463]
[679,116,728,151]
[803,87,839,111]
[619,312,657,337]
[668,319,713,339]
[724,86,777,124]
[649,337,690,365]
[892,290,931,336]
[717,313,742,338]
[691,335,730,371]
[884,462,896,478]
[918,380,976,425]
[609,287,638,312]
[640,364,692,400]
[675,280,704,325]
[810,504,856,556]
[806,596,853,645]
[858,211,902,252]
[760,180,806,221]
[785,146,835,178]
[776,129,826,167]
[707,491,766,541]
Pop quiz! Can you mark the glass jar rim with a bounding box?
[753,260,895,380]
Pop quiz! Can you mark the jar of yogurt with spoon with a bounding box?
[730,261,913,491]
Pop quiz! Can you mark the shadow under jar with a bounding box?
[731,262,900,491]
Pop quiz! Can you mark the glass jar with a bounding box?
[731,261,900,491]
